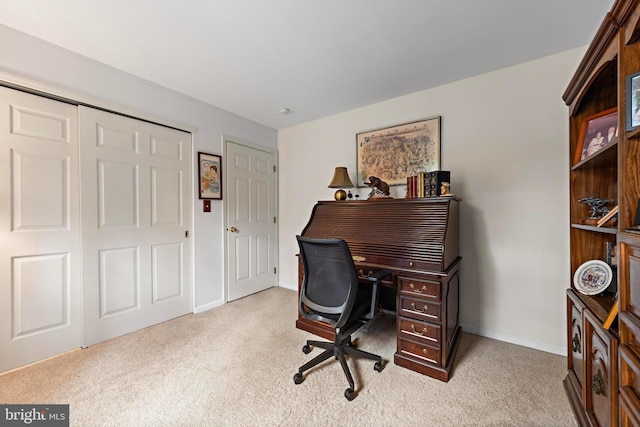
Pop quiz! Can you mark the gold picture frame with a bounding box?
[574,108,618,164]
[356,117,441,188]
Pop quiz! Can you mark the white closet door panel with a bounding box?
[0,87,80,373]
[12,254,69,336]
[152,242,183,302]
[80,106,192,347]
[151,167,182,225]
[98,160,139,228]
[12,151,69,230]
[99,247,139,317]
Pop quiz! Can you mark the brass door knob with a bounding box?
[229,226,238,233]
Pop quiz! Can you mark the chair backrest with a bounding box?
[296,235,359,329]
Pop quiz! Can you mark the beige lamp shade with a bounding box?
[328,167,354,201]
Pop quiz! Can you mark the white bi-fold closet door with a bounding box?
[0,87,192,372]
[79,106,192,347]
[0,86,82,373]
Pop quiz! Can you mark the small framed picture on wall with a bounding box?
[198,152,222,200]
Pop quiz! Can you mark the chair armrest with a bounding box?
[367,269,392,283]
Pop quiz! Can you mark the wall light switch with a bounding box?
[203,200,211,212]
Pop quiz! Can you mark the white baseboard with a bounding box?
[194,298,225,314]
[461,323,565,356]
[279,282,297,291]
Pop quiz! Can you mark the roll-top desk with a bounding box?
[296,197,462,381]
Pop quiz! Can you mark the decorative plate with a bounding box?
[573,260,613,296]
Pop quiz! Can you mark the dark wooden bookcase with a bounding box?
[563,1,640,425]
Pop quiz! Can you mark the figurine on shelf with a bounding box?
[365,176,390,195]
[578,197,614,225]
[440,182,454,197]
[365,176,392,199]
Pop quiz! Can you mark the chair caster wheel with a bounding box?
[293,373,304,384]
[344,388,356,401]
[302,344,311,354]
[374,361,384,372]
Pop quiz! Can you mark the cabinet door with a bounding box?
[568,290,585,389]
[620,391,640,427]
[619,234,640,361]
[584,309,618,427]
[619,344,640,425]
[619,235,640,324]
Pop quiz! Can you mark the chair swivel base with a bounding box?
[293,337,384,401]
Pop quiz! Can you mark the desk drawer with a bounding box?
[399,295,441,323]
[398,317,440,347]
[397,338,440,365]
[356,267,393,285]
[398,276,440,300]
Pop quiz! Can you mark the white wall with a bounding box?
[1,19,585,354]
[0,24,277,311]
[278,47,586,355]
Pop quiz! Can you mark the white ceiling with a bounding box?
[0,1,614,130]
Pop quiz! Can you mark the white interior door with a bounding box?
[225,138,277,301]
[80,106,192,346]
[0,87,81,372]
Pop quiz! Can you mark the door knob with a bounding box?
[229,226,238,233]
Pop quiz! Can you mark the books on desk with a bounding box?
[406,171,451,198]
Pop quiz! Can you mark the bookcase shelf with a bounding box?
[570,224,617,234]
[571,142,617,171]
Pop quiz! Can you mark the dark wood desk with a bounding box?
[296,198,461,382]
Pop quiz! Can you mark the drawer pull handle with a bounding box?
[410,324,428,336]
[592,369,604,396]
[422,348,429,355]
[571,333,581,354]
[409,283,427,292]
[410,303,428,313]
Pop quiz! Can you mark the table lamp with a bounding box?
[328,166,354,201]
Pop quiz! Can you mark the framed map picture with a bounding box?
[356,117,441,188]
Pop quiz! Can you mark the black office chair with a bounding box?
[293,235,391,401]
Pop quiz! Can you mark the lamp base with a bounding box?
[334,189,347,201]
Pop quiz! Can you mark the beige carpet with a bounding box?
[0,287,576,426]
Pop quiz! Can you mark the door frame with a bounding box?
[222,134,279,303]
